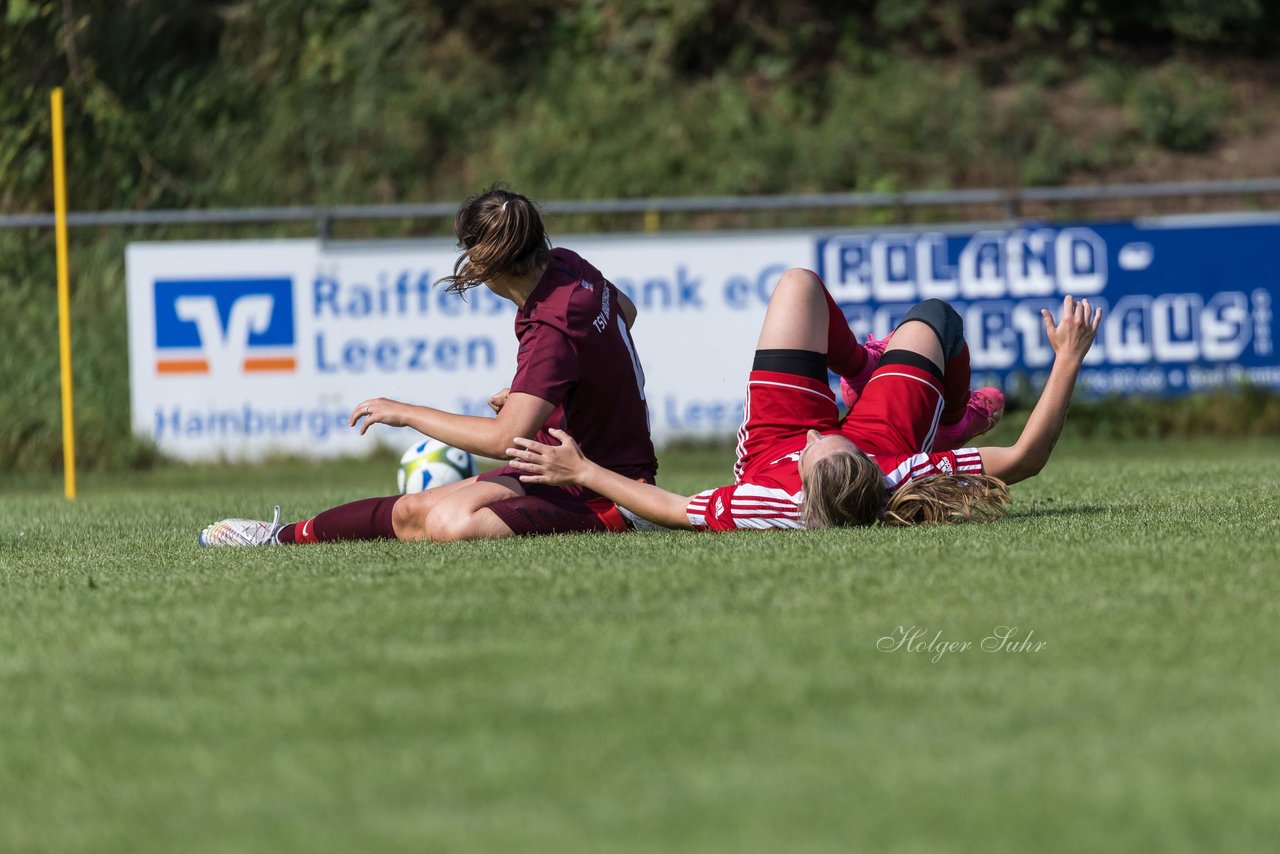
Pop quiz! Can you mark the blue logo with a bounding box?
[153,278,296,374]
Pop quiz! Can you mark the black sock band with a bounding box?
[878,349,945,382]
[753,349,828,382]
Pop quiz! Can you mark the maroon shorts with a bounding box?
[477,467,647,536]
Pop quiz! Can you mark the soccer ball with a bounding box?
[397,439,477,494]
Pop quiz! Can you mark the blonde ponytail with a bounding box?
[882,474,1010,527]
[801,451,885,528]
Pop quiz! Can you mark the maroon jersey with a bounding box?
[510,248,657,480]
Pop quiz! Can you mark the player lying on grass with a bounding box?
[508,268,1102,530]
[199,186,658,546]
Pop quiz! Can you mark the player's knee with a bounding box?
[911,298,959,326]
[391,493,429,540]
[423,502,476,542]
[773,268,824,297]
[901,299,964,359]
[766,269,828,316]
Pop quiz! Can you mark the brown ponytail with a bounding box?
[882,474,1010,527]
[438,185,552,296]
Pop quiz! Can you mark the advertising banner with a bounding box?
[126,232,804,460]
[127,215,1278,461]
[817,215,1277,398]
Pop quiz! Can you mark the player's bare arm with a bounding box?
[352,393,555,460]
[979,295,1102,484]
[508,429,695,530]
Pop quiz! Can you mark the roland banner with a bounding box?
[816,215,1277,397]
[127,214,1278,460]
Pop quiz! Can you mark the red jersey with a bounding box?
[510,248,657,480]
[683,368,985,532]
[685,370,828,530]
[685,446,984,531]
[686,446,985,531]
[877,448,985,488]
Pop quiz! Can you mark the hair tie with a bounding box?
[501,200,509,211]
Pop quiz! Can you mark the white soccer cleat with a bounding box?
[198,505,284,547]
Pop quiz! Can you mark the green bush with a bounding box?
[0,229,162,474]
[1130,64,1231,153]
[1019,387,1280,440]
[1015,55,1070,88]
[1086,58,1137,106]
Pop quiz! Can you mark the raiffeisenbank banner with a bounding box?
[127,214,1278,461]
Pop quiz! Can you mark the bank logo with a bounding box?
[154,278,296,375]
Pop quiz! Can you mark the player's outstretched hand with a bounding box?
[1042,295,1102,363]
[506,428,588,486]
[350,397,410,435]
[488,387,512,414]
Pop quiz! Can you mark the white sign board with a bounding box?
[128,217,1277,460]
[126,232,810,460]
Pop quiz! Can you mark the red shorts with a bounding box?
[734,370,840,480]
[840,362,944,457]
[477,467,641,536]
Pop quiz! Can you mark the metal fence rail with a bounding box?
[3,177,1280,232]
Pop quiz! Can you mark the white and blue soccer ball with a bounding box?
[397,438,477,494]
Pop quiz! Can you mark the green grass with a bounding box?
[2,438,1279,853]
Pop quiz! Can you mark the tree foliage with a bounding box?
[2,0,1274,213]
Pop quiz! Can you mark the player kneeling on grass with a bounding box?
[508,269,1101,530]
[198,186,657,546]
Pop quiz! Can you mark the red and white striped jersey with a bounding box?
[686,452,806,531]
[684,447,985,532]
[877,447,984,490]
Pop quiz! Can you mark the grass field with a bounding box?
[2,436,1279,853]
